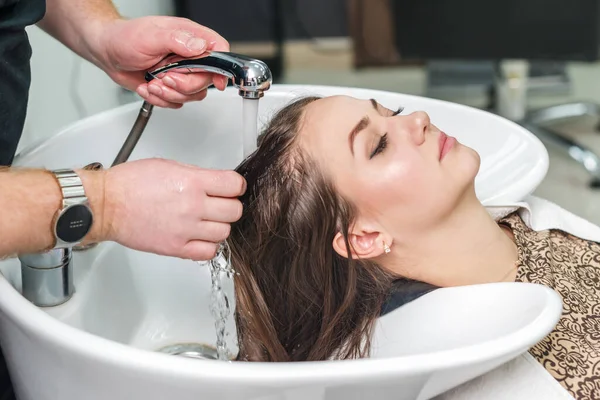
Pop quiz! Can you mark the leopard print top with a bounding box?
[500,212,600,400]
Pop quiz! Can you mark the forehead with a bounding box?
[299,96,367,156]
[302,95,364,124]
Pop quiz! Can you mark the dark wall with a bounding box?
[392,0,600,61]
[175,0,348,42]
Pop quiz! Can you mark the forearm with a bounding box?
[37,0,121,66]
[0,168,107,258]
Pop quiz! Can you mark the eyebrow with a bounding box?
[349,99,379,156]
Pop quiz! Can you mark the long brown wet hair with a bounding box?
[229,96,396,362]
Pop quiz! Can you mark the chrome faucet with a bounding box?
[19,249,74,307]
[18,52,272,307]
[112,51,273,166]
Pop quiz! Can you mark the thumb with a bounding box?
[158,29,208,58]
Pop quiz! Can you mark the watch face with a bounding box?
[56,204,93,243]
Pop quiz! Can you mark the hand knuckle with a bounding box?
[206,170,221,182]
[214,171,231,187]
[207,244,219,259]
[186,76,210,93]
[182,200,195,217]
[199,170,245,195]
[226,171,245,192]
[195,194,207,215]
[180,77,197,94]
[237,201,244,220]
[195,171,211,189]
[197,90,208,101]
[220,224,231,240]
[188,243,217,262]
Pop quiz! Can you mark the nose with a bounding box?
[406,111,430,145]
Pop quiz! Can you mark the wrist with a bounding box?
[82,16,124,70]
[76,168,111,244]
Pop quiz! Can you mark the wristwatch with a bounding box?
[50,169,94,249]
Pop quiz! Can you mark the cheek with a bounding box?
[346,146,479,231]
[357,151,435,211]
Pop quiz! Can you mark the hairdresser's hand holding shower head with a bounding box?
[112,51,273,166]
[103,52,273,264]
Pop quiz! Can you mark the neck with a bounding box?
[386,191,518,287]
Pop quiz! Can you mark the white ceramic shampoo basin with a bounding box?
[0,246,562,400]
[0,85,558,400]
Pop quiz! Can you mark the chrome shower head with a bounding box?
[145,51,273,99]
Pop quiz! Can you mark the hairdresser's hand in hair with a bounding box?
[102,158,245,261]
[91,16,229,109]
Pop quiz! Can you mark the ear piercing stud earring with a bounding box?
[383,241,391,254]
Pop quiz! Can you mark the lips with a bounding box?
[438,131,456,161]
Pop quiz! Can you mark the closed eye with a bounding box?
[370,133,388,159]
[392,107,404,116]
[368,107,401,159]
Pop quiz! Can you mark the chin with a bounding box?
[452,143,481,179]
[468,147,481,173]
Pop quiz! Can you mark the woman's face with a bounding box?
[299,95,481,243]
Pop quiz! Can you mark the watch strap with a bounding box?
[50,169,92,249]
[52,169,88,208]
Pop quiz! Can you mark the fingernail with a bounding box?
[136,85,149,98]
[186,37,206,51]
[148,84,163,96]
[162,75,176,88]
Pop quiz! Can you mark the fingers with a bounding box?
[158,71,213,95]
[135,85,184,109]
[181,240,219,261]
[212,75,229,91]
[158,71,229,94]
[164,17,230,53]
[194,221,232,242]
[154,18,230,61]
[202,197,243,223]
[146,83,209,104]
[131,17,232,107]
[138,72,227,105]
[200,170,247,197]
[181,221,232,261]
[156,29,209,59]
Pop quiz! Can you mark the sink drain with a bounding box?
[157,343,218,360]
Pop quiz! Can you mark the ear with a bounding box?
[332,228,391,260]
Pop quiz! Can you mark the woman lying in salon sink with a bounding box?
[228,95,600,399]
